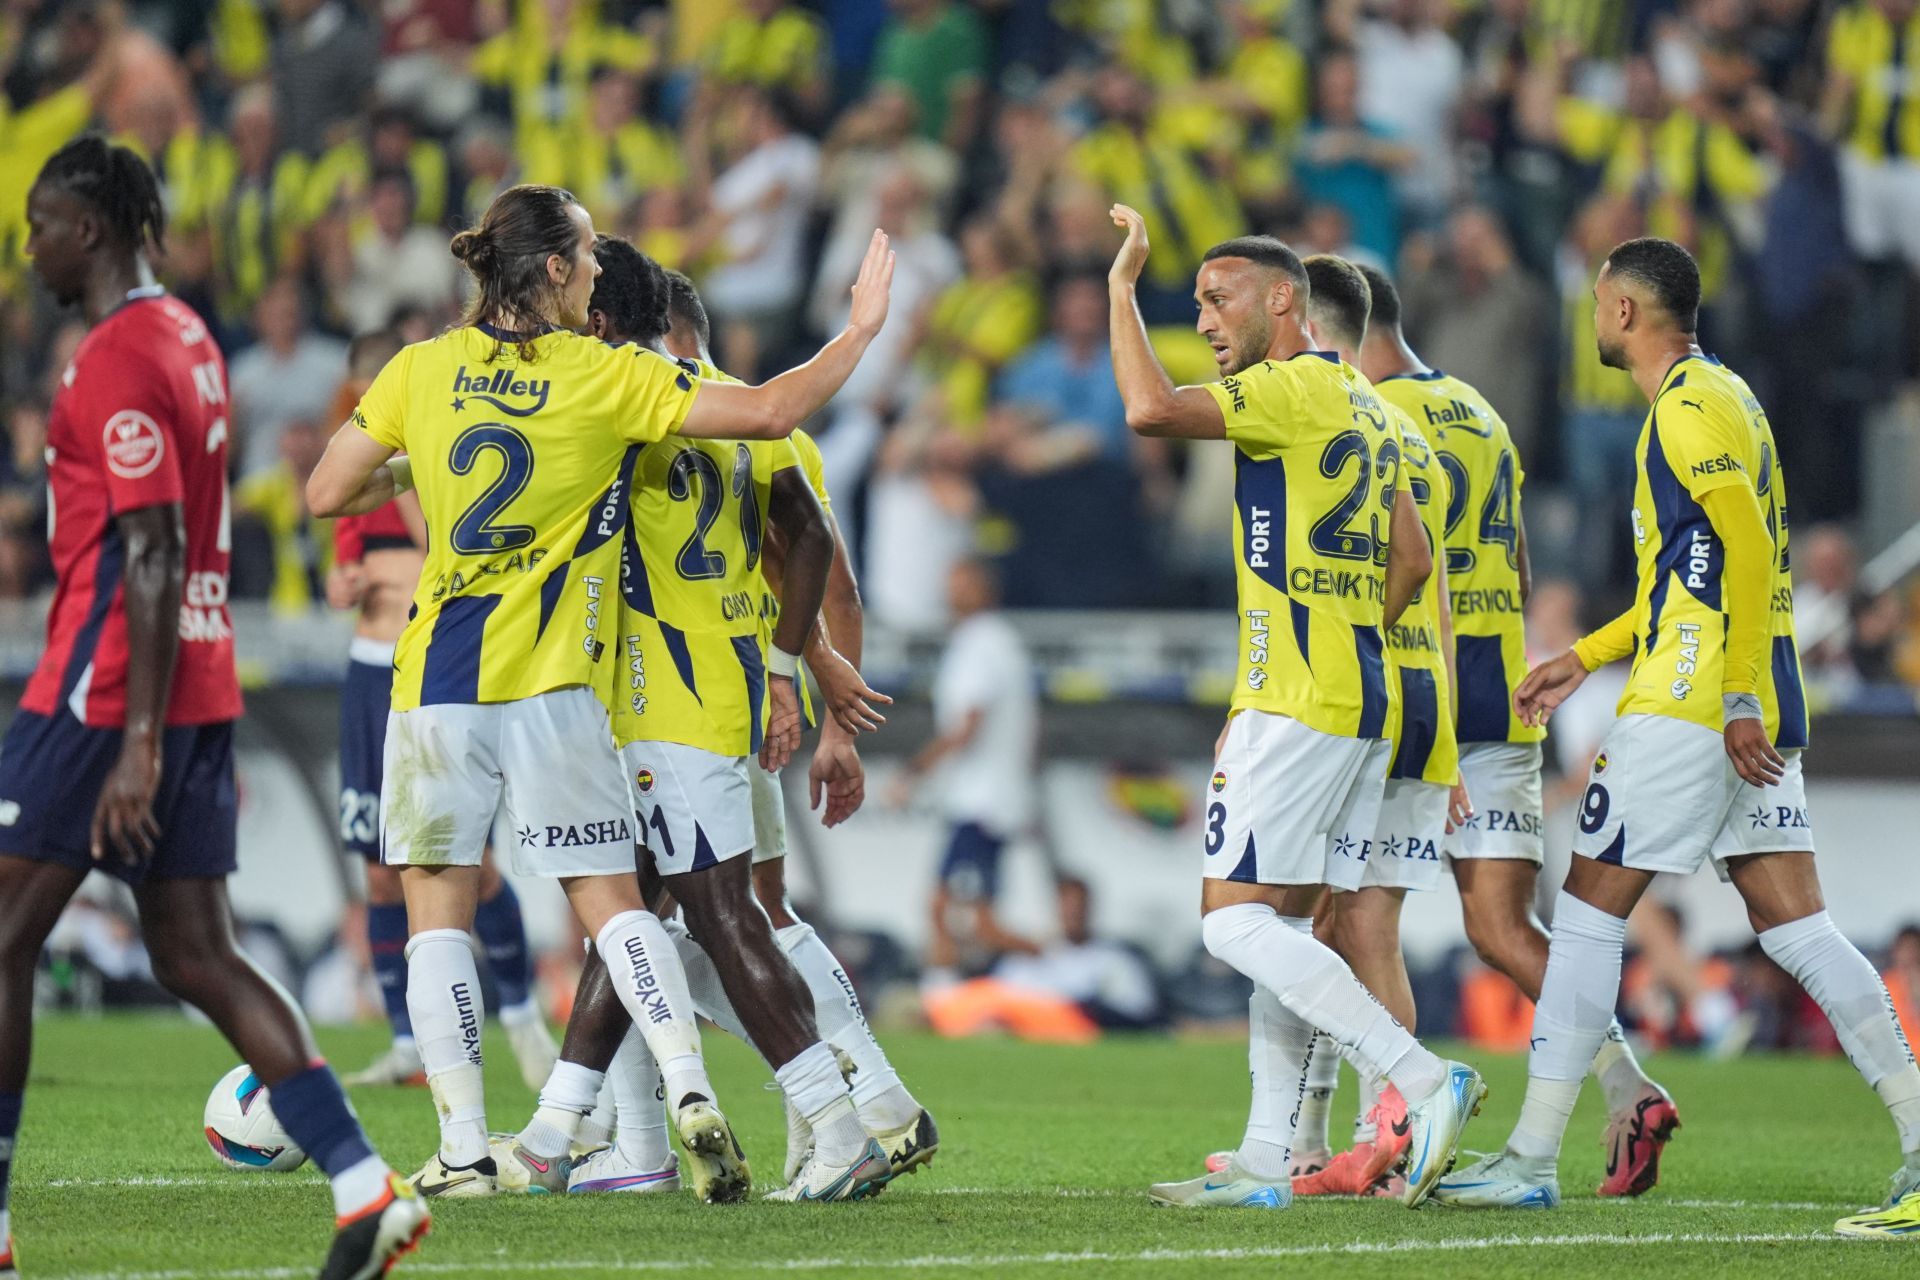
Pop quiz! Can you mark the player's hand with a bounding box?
[1724,717,1786,787]
[92,734,162,868]
[1446,779,1475,834]
[760,675,802,773]
[847,229,896,339]
[1513,649,1589,727]
[811,647,892,735]
[325,562,368,610]
[808,725,866,828]
[1108,204,1151,288]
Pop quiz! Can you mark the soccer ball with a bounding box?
[203,1065,307,1172]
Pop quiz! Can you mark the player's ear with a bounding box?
[586,308,608,340]
[1268,275,1292,318]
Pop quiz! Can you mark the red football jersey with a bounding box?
[332,501,416,563]
[22,289,243,727]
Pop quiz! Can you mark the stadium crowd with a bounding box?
[2,0,1920,693]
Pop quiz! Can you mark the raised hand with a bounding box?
[1108,204,1151,288]
[848,228,897,338]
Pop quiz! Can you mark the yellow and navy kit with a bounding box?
[1383,417,1459,787]
[611,358,800,758]
[1375,370,1544,747]
[1205,351,1403,739]
[352,326,700,711]
[1612,356,1807,747]
[1828,3,1920,162]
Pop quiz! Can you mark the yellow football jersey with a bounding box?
[1205,352,1402,739]
[353,326,699,711]
[1383,416,1459,787]
[610,357,801,757]
[1617,356,1807,746]
[1374,371,1544,746]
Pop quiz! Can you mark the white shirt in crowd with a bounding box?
[228,333,347,477]
[931,610,1038,837]
[1358,18,1464,212]
[705,133,821,317]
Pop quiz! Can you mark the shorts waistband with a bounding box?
[348,635,397,667]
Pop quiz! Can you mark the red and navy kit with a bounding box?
[332,501,415,563]
[0,289,241,882]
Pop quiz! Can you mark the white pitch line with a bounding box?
[51,1230,1846,1280]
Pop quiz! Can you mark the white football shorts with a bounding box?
[1443,741,1545,865]
[1352,777,1449,892]
[620,740,754,878]
[750,764,788,865]
[381,687,637,878]
[1571,713,1815,878]
[1203,710,1391,893]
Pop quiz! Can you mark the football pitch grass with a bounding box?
[11,1015,1914,1278]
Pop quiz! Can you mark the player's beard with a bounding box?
[1221,313,1274,376]
[1596,332,1629,370]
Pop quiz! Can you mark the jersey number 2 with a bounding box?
[448,424,536,554]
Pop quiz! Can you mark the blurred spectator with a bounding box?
[870,0,990,149]
[472,0,651,146]
[0,399,51,598]
[1554,194,1648,593]
[912,217,1043,429]
[1357,0,1466,220]
[1400,205,1552,459]
[376,0,482,131]
[694,88,821,378]
[1073,67,1245,321]
[1294,48,1414,265]
[228,278,348,479]
[233,417,334,613]
[1530,578,1629,810]
[305,104,451,230]
[896,559,1040,973]
[338,171,463,335]
[702,0,832,124]
[271,0,381,156]
[993,276,1131,468]
[553,68,685,223]
[924,876,1165,1040]
[1823,0,1920,275]
[1887,923,1920,1047]
[817,85,961,266]
[1622,899,1739,1051]
[181,83,313,330]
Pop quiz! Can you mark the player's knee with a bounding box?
[148,940,233,1003]
[1462,910,1523,971]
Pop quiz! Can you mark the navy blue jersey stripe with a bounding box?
[1355,625,1388,739]
[1454,635,1511,743]
[419,594,502,705]
[732,634,766,756]
[1772,635,1810,750]
[1234,449,1288,597]
[58,521,125,707]
[659,620,700,704]
[1389,667,1440,780]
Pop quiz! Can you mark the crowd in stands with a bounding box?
[2,0,1919,703]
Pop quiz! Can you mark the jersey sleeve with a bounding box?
[1656,389,1751,501]
[75,348,187,516]
[333,514,365,564]
[1208,361,1303,455]
[791,430,832,510]
[616,349,701,443]
[352,344,412,451]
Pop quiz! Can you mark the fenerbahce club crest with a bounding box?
[1211,770,1228,794]
[634,767,657,797]
[1592,752,1610,777]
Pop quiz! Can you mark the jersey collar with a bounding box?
[1376,368,1446,383]
[102,283,167,321]
[475,320,556,342]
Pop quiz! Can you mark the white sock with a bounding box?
[777,921,920,1132]
[1353,1069,1383,1145]
[330,1154,394,1218]
[774,1041,865,1165]
[1201,903,1444,1100]
[1759,911,1920,1154]
[1293,1032,1339,1155]
[660,915,757,1051]
[607,1026,672,1170]
[498,999,541,1027]
[1507,892,1627,1165]
[1238,983,1314,1180]
[1592,1020,1654,1114]
[595,910,712,1108]
[522,1059,604,1160]
[579,1078,616,1149]
[404,928,489,1166]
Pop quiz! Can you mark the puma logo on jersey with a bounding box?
[451,365,552,416]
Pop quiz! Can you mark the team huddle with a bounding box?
[0,128,1917,1280]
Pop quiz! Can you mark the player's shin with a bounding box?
[366,902,413,1045]
[1240,986,1313,1179]
[661,915,758,1049]
[1758,910,1920,1160]
[606,1026,673,1169]
[1292,1032,1340,1160]
[404,929,490,1167]
[0,1090,18,1248]
[265,1065,395,1217]
[777,921,920,1131]
[1507,892,1628,1167]
[593,910,713,1107]
[773,1041,868,1166]
[521,1060,604,1161]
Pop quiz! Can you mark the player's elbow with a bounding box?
[1392,532,1434,585]
[306,468,351,519]
[737,390,801,440]
[1124,398,1171,437]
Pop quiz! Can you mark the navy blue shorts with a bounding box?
[0,710,237,885]
[938,821,1007,901]
[338,658,392,861]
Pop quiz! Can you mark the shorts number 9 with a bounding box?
[1578,783,1610,835]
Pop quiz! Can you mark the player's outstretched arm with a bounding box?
[307,422,403,518]
[93,504,184,866]
[1382,486,1432,629]
[1106,204,1227,440]
[679,230,895,441]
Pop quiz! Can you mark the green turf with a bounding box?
[7,1015,1912,1277]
